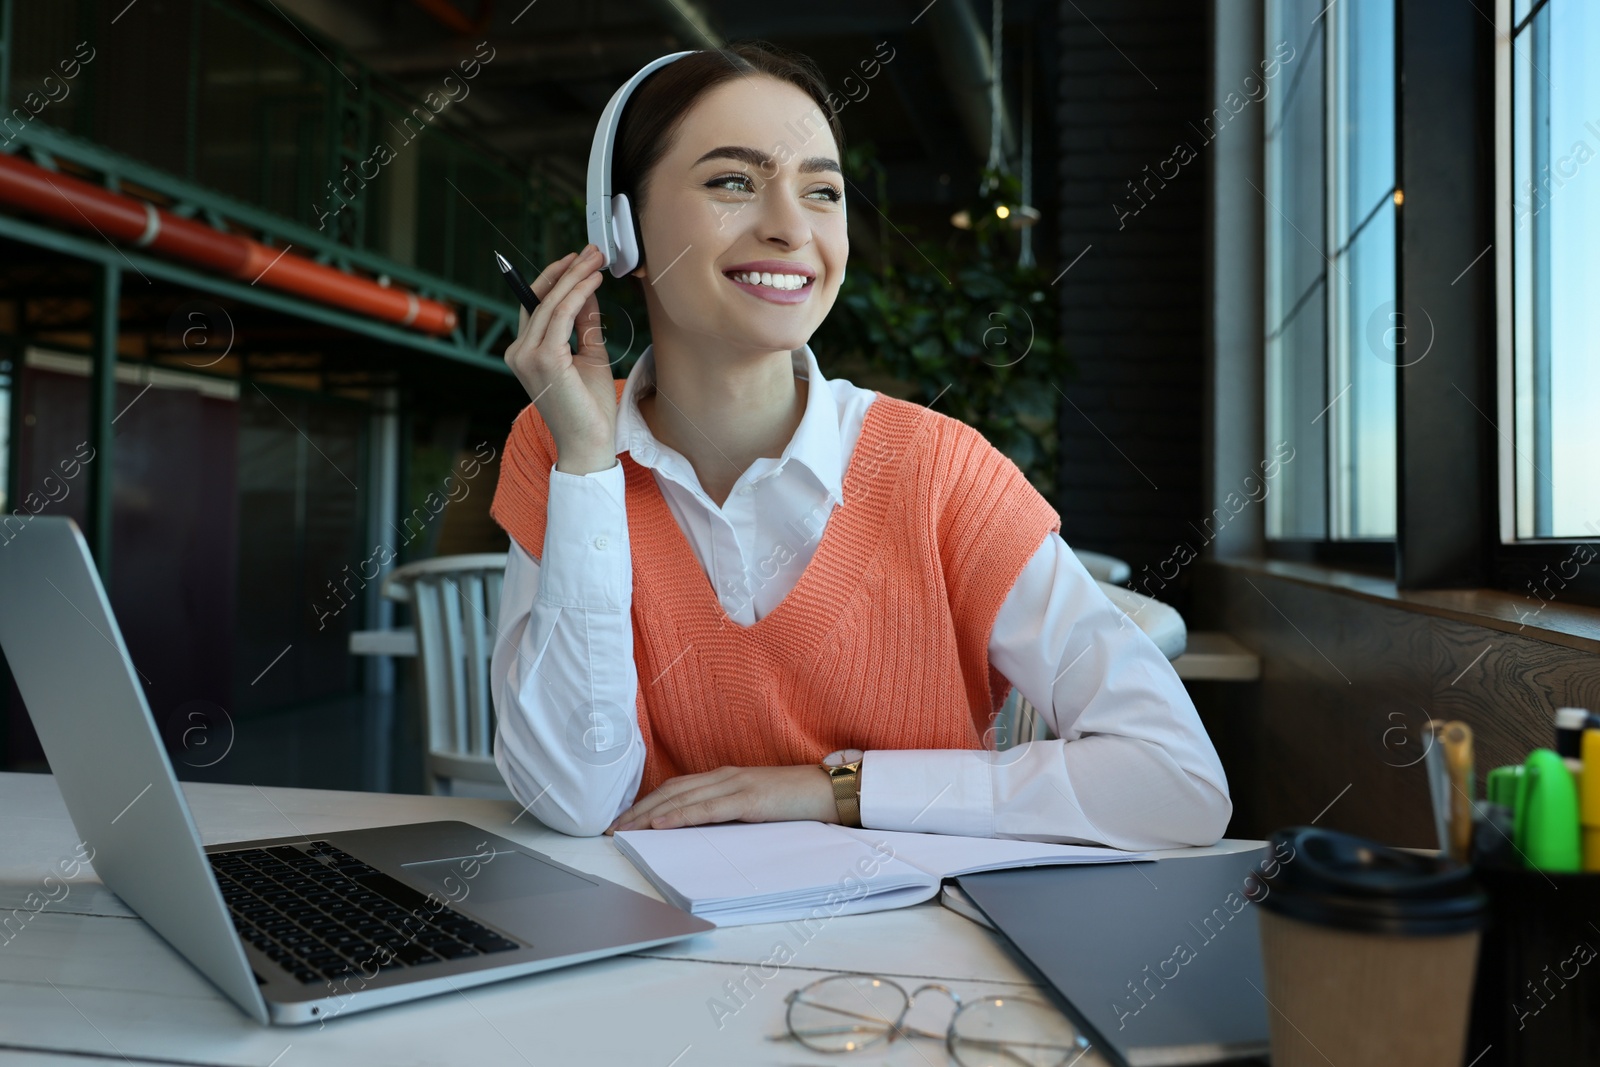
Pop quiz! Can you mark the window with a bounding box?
[1509,0,1600,540]
[1264,0,1397,542]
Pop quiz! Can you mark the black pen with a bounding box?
[495,250,540,314]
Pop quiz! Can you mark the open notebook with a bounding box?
[612,821,1147,926]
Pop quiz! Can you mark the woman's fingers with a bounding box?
[509,248,586,354]
[574,286,609,366]
[501,247,620,457]
[526,246,602,343]
[528,251,576,301]
[616,779,698,827]
[510,251,573,347]
[612,769,732,829]
[643,781,737,825]
[610,793,655,829]
[649,794,743,830]
[606,767,832,834]
[505,247,600,379]
[541,272,604,363]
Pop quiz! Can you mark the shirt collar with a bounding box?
[614,343,844,504]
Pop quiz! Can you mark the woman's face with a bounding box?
[630,74,847,356]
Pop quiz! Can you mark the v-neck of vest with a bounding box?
[622,390,926,640]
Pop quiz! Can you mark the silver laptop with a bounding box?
[0,516,713,1026]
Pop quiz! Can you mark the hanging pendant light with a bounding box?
[959,0,1041,244]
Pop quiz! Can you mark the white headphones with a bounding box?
[586,51,697,278]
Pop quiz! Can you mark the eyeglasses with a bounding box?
[769,972,1094,1067]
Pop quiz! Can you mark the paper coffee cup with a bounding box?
[1253,826,1487,1067]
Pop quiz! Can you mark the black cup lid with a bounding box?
[1254,826,1487,935]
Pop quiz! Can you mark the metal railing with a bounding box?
[0,0,585,364]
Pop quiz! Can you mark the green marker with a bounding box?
[1485,764,1523,810]
[1515,749,1582,872]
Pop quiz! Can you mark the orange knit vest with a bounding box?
[490,377,1062,797]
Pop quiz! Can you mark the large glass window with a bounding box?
[1510,0,1600,539]
[1265,0,1396,541]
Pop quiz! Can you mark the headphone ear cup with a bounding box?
[609,193,640,277]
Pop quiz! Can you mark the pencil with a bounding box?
[1423,718,1450,855]
[1440,721,1474,863]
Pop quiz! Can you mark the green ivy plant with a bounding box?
[813,146,1068,499]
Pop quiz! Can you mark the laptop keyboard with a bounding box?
[209,840,520,985]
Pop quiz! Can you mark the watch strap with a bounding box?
[826,761,862,828]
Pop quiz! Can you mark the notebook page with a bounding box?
[686,883,939,927]
[836,826,1148,878]
[612,821,931,911]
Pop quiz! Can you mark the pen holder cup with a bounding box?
[1466,865,1600,1066]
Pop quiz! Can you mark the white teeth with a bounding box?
[730,270,809,290]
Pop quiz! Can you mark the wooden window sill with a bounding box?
[1212,558,1600,657]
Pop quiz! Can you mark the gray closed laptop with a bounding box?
[0,516,713,1025]
[958,849,1274,1067]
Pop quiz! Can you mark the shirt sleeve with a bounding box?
[489,459,646,837]
[856,531,1233,850]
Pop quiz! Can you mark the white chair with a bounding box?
[351,547,1205,779]
[1073,546,1187,656]
[358,553,513,798]
[1073,548,1132,585]
[1072,547,1186,660]
[992,550,1189,750]
[1096,580,1186,660]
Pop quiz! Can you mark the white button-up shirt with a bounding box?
[490,344,1231,847]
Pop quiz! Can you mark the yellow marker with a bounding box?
[1581,728,1600,871]
[1440,722,1475,863]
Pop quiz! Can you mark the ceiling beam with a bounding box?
[476,116,598,154]
[920,0,1018,164]
[356,31,681,78]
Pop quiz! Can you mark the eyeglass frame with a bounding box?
[772,971,1095,1066]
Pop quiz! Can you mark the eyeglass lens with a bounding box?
[788,976,1089,1066]
[788,974,908,1053]
[949,994,1089,1067]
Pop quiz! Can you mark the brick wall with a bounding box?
[1054,0,1211,612]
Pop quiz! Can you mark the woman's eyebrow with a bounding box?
[692,145,841,175]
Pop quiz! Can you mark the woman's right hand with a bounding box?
[503,245,618,472]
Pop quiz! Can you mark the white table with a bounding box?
[0,772,1266,1066]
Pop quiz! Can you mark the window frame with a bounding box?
[1491,0,1600,607]
[1262,0,1399,549]
[1263,0,1331,544]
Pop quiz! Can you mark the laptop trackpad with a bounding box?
[402,852,596,905]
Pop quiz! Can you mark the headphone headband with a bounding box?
[586,51,697,277]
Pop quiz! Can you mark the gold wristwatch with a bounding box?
[821,749,865,828]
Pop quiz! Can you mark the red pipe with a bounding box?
[412,0,492,35]
[0,152,458,336]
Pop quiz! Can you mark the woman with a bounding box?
[488,42,1230,849]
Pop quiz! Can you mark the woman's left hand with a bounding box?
[604,765,837,833]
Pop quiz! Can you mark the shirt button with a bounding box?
[593,536,608,549]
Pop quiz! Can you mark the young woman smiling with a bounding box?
[487,42,1231,848]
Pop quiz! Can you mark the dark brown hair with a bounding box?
[612,41,846,226]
